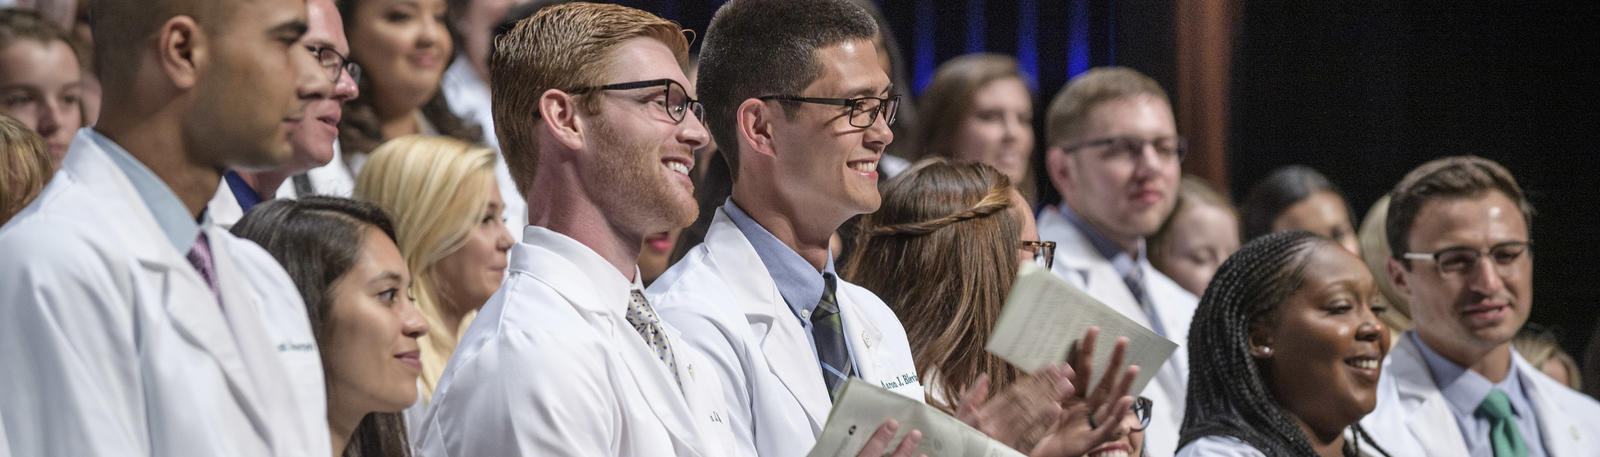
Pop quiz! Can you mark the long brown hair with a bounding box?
[842,159,1023,413]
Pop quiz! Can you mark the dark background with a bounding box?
[608,0,1600,364]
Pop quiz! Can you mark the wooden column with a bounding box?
[1174,0,1238,195]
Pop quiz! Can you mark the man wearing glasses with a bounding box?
[415,3,805,456]
[1038,66,1197,457]
[207,0,361,228]
[1363,156,1600,456]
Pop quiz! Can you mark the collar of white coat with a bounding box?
[514,225,645,315]
[84,128,201,253]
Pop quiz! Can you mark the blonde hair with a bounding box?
[490,2,689,194]
[0,115,53,225]
[1512,327,1582,390]
[1358,194,1412,334]
[354,135,497,401]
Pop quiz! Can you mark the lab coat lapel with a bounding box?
[1518,354,1584,456]
[837,289,883,383]
[207,228,290,447]
[1389,338,1471,456]
[522,231,705,455]
[706,212,833,430]
[80,137,275,445]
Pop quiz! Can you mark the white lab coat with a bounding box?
[649,209,925,457]
[1360,334,1600,456]
[0,129,328,456]
[414,226,738,456]
[1036,207,1197,457]
[1175,434,1386,457]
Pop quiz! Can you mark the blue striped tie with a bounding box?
[812,273,852,400]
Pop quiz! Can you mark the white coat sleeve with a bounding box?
[0,228,146,456]
[1174,435,1269,457]
[423,327,617,457]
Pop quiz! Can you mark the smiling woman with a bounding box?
[336,0,481,174]
[1179,230,1392,457]
[232,196,428,457]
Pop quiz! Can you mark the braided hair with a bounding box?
[1180,230,1390,457]
[842,159,1023,413]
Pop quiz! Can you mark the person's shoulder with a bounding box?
[1176,435,1268,457]
[1146,264,1200,307]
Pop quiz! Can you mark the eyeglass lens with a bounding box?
[1436,242,1529,274]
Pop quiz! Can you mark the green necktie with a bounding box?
[1477,389,1529,457]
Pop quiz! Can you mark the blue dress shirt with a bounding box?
[722,198,858,375]
[1412,332,1548,457]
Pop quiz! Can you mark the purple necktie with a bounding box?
[187,231,222,306]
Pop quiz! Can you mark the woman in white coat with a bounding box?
[233,197,430,456]
[1178,231,1391,457]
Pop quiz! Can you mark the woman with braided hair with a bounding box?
[1177,230,1391,457]
[845,159,1150,457]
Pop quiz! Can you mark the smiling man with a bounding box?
[0,0,334,455]
[1037,66,1196,457]
[1363,156,1600,456]
[645,0,923,453]
[412,3,742,455]
[207,0,360,227]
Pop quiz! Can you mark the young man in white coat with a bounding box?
[643,1,926,455]
[0,0,335,455]
[207,0,360,228]
[412,4,819,456]
[1038,66,1197,457]
[1362,156,1600,456]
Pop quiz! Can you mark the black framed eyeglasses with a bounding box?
[757,94,901,128]
[1130,396,1153,432]
[567,78,704,124]
[306,45,361,86]
[1021,240,1056,270]
[1062,135,1186,165]
[1403,240,1531,277]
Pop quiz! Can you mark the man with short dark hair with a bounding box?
[1363,156,1600,456]
[0,0,334,455]
[207,0,360,227]
[1037,66,1196,457]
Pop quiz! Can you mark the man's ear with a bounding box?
[539,89,585,151]
[156,16,202,90]
[1387,257,1414,301]
[1044,146,1074,198]
[736,98,776,159]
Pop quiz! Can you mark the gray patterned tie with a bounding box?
[1122,267,1168,338]
[811,273,852,400]
[626,290,682,391]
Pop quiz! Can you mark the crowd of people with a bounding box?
[0,0,1597,456]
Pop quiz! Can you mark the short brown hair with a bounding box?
[1043,66,1168,147]
[490,2,688,194]
[0,114,54,225]
[697,0,878,180]
[0,8,77,54]
[1386,155,1534,263]
[911,53,1029,162]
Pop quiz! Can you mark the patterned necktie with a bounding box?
[626,290,682,391]
[1479,389,1530,457]
[186,232,221,306]
[811,273,852,400]
[1122,267,1167,338]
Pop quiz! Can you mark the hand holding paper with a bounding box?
[807,379,1026,457]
